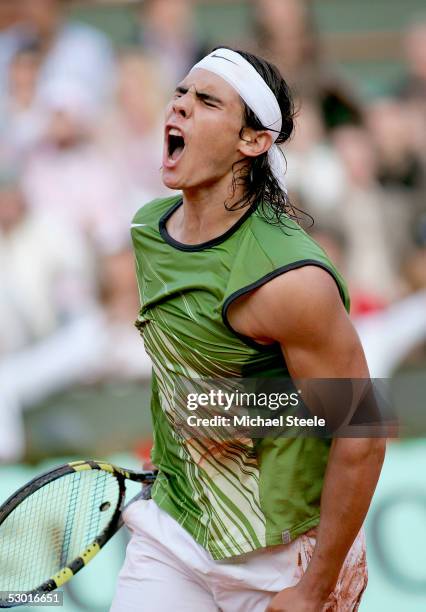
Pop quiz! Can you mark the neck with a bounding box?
[174,171,250,245]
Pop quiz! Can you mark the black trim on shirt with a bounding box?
[221,259,347,350]
[159,198,257,252]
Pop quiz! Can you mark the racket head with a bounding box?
[0,460,155,608]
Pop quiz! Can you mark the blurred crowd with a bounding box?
[0,0,425,462]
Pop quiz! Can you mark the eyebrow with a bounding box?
[175,85,223,105]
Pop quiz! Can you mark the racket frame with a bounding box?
[0,460,156,608]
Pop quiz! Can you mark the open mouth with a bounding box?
[167,128,185,161]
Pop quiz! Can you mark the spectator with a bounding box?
[0,169,93,357]
[285,100,346,223]
[0,0,29,95]
[310,221,387,317]
[0,45,45,163]
[136,0,204,91]
[397,18,426,106]
[253,0,318,82]
[22,78,129,254]
[309,226,348,274]
[366,98,424,192]
[395,17,426,213]
[332,126,402,305]
[364,98,423,266]
[20,0,115,102]
[251,0,363,130]
[100,51,171,212]
[309,202,426,379]
[403,245,426,294]
[0,248,152,463]
[354,240,426,375]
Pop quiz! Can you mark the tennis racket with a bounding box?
[0,459,157,608]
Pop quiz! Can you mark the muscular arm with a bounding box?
[228,266,386,611]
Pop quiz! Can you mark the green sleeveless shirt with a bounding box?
[131,194,350,560]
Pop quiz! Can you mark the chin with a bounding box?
[161,168,188,191]
[162,175,183,190]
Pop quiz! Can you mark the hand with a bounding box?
[265,584,329,612]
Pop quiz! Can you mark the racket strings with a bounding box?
[0,470,120,593]
[86,469,108,543]
[59,471,81,568]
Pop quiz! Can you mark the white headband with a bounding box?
[190,48,286,192]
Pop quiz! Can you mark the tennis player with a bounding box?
[111,48,386,612]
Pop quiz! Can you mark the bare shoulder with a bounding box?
[258,265,341,305]
[227,265,347,344]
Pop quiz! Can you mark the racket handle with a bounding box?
[117,483,153,530]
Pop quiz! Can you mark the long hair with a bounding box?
[218,48,306,226]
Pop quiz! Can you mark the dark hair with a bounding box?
[215,47,302,226]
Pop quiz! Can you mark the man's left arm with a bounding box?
[230,266,386,612]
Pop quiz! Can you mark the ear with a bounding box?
[238,127,273,159]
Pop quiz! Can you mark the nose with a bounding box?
[172,87,195,118]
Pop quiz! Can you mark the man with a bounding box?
[0,169,92,461]
[20,0,115,101]
[136,0,205,89]
[111,48,385,611]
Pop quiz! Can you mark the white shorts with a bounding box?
[110,499,367,612]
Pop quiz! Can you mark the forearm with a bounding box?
[300,437,386,598]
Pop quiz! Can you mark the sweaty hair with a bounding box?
[216,47,302,226]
